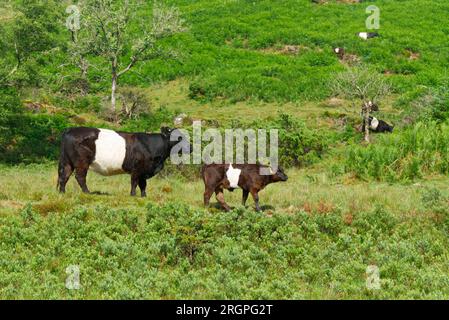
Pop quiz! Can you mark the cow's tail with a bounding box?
[57,131,68,192]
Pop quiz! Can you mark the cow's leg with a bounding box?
[74,167,90,194]
[250,189,261,212]
[215,187,231,212]
[203,187,214,207]
[138,176,147,197]
[130,173,139,196]
[58,163,73,193]
[242,189,249,206]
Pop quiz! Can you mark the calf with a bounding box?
[57,127,191,196]
[201,164,288,212]
[362,116,394,133]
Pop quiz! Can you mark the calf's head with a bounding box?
[270,166,288,182]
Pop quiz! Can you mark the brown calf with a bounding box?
[201,164,288,212]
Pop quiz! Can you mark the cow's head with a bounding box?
[161,127,193,154]
[270,166,288,182]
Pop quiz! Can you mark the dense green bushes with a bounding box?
[0,113,69,164]
[254,113,329,167]
[1,200,448,299]
[395,85,449,125]
[0,87,69,163]
[345,122,449,181]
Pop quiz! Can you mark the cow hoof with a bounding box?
[141,193,147,198]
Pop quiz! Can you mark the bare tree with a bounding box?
[332,66,390,142]
[77,0,186,120]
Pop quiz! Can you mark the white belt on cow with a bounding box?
[226,164,241,188]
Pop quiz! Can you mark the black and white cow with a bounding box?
[333,47,345,59]
[357,32,379,40]
[57,127,191,196]
[363,116,394,133]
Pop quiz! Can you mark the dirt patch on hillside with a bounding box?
[260,45,312,56]
[404,49,420,61]
[313,0,360,4]
[0,200,24,211]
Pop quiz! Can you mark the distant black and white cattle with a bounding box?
[57,127,191,196]
[357,32,379,40]
[363,116,394,133]
[333,47,345,59]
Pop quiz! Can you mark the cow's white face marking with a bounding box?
[90,129,126,176]
[334,48,340,53]
[370,117,379,130]
[226,164,241,188]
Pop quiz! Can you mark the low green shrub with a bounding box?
[1,202,449,299]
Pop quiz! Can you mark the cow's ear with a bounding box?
[160,127,171,137]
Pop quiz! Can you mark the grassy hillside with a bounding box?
[0,0,448,299]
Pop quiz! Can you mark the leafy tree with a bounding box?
[332,67,390,142]
[75,0,186,120]
[66,4,89,88]
[1,0,63,86]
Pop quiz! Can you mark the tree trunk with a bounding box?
[111,57,118,121]
[111,74,117,115]
[363,101,370,143]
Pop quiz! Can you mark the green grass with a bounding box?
[127,0,449,102]
[0,164,448,299]
[5,0,449,103]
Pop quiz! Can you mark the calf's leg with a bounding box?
[250,189,261,212]
[203,187,214,207]
[242,189,249,206]
[215,187,231,212]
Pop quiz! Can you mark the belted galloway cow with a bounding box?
[57,127,191,196]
